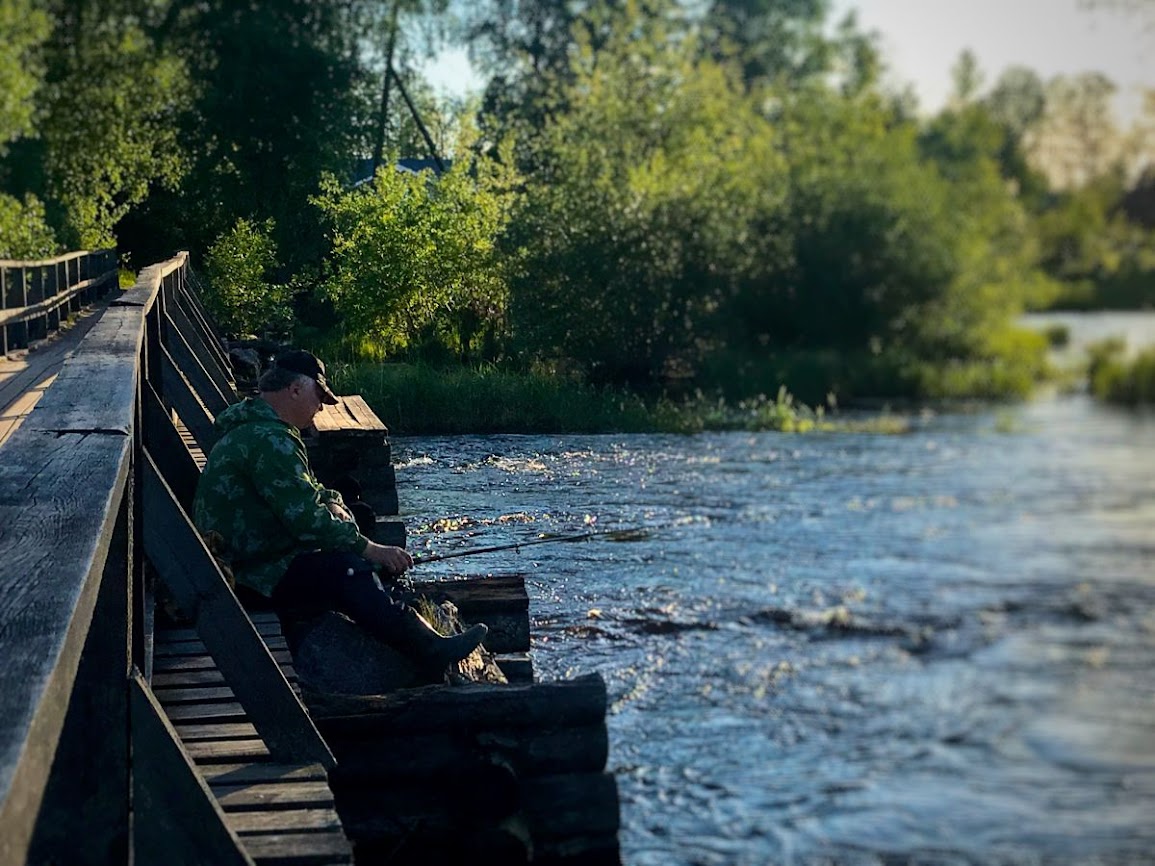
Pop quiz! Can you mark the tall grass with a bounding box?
[327,362,908,435]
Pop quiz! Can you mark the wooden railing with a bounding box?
[0,250,118,355]
[0,252,332,864]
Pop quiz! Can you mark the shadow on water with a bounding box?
[396,386,1155,866]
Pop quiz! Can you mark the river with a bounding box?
[393,313,1155,866]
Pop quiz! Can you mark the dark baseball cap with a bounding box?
[274,349,338,405]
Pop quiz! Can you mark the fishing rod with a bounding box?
[411,525,654,565]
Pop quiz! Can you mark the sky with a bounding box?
[831,0,1153,120]
[421,0,1153,121]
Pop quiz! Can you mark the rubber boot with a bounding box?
[392,607,489,670]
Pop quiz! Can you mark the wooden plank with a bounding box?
[311,673,607,734]
[23,305,143,434]
[155,635,289,656]
[0,431,130,864]
[185,738,271,763]
[312,397,386,435]
[0,273,115,327]
[153,650,294,672]
[213,781,337,811]
[228,807,344,835]
[162,345,217,453]
[26,493,131,865]
[165,309,230,416]
[342,396,387,433]
[156,669,231,687]
[155,666,297,688]
[142,453,335,769]
[176,274,229,360]
[200,763,329,786]
[164,701,249,723]
[162,618,287,643]
[172,280,233,382]
[130,674,255,866]
[0,249,110,269]
[326,724,609,781]
[175,722,259,740]
[155,685,238,704]
[237,832,351,864]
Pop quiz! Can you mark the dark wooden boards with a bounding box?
[152,625,352,865]
[131,673,255,866]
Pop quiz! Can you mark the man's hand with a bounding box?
[362,541,413,576]
[327,501,356,523]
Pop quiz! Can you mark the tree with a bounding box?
[985,66,1046,141]
[508,0,792,385]
[127,0,376,270]
[949,49,984,106]
[313,128,521,361]
[203,218,292,338]
[698,0,833,90]
[0,0,49,154]
[0,0,188,250]
[1029,72,1122,189]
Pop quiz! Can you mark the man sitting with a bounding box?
[193,349,486,672]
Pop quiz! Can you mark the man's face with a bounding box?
[287,377,324,429]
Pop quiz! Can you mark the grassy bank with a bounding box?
[1088,340,1155,406]
[326,362,909,435]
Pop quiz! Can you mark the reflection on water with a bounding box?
[396,333,1155,865]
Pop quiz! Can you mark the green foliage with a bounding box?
[330,361,659,434]
[1088,340,1155,405]
[0,0,49,154]
[1034,171,1155,309]
[1042,323,1071,348]
[509,2,791,385]
[0,192,56,258]
[29,2,189,249]
[329,361,907,435]
[313,130,521,361]
[203,219,292,338]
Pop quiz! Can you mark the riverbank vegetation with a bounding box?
[329,361,908,434]
[1088,340,1155,406]
[2,1,1152,426]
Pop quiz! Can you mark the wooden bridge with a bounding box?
[0,252,621,865]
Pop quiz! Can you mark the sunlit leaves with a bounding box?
[313,132,521,360]
[203,218,292,338]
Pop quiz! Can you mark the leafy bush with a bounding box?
[203,218,292,338]
[0,193,56,258]
[1089,339,1155,405]
[312,132,521,363]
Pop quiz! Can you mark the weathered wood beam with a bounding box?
[311,672,606,734]
[164,308,230,416]
[0,431,131,864]
[161,345,217,454]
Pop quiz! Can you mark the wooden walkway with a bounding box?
[154,613,352,865]
[0,303,109,445]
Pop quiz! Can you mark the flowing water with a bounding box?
[393,314,1155,866]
